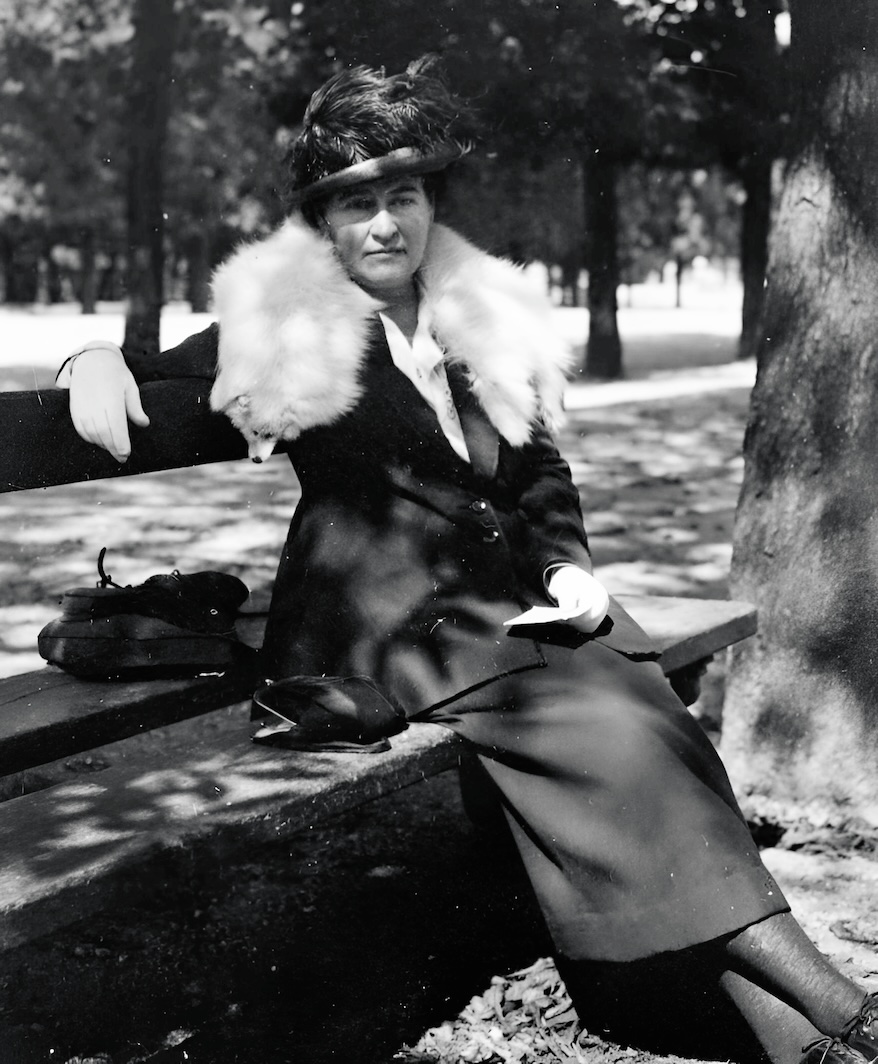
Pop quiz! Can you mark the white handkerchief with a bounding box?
[503,604,585,627]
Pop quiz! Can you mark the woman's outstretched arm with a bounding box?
[56,324,219,462]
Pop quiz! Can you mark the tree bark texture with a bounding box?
[737,153,772,362]
[723,1,878,810]
[583,154,623,379]
[123,0,175,359]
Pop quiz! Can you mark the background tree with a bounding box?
[122,0,175,358]
[618,165,740,305]
[478,0,664,379]
[0,0,299,337]
[0,0,129,307]
[479,0,776,376]
[722,0,878,810]
[166,1,297,311]
[125,0,297,353]
[643,0,788,358]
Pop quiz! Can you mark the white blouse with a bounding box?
[379,311,471,464]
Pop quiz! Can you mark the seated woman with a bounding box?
[58,58,877,1064]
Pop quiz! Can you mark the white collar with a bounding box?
[378,309,444,377]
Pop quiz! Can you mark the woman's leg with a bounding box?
[557,927,859,1064]
[720,971,823,1064]
[556,949,773,1064]
[722,912,867,1039]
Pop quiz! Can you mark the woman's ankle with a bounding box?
[841,991,878,1060]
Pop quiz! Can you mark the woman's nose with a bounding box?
[369,209,399,241]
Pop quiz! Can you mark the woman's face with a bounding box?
[320,175,433,298]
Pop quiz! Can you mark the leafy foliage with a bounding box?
[0,0,300,306]
[0,0,130,299]
[396,957,595,1064]
[0,0,772,322]
[619,164,741,285]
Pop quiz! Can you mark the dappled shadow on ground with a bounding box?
[559,388,750,599]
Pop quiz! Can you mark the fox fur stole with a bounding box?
[210,216,573,461]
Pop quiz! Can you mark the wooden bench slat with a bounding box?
[0,668,257,778]
[614,593,757,672]
[0,383,249,492]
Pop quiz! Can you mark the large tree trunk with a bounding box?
[583,154,623,379]
[122,0,175,359]
[737,152,773,361]
[723,1,878,810]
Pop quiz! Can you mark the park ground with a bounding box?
[0,275,877,1063]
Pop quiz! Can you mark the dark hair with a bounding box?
[285,56,477,221]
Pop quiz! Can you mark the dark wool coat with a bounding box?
[131,317,655,711]
[124,219,788,967]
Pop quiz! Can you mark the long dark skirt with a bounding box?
[425,639,789,964]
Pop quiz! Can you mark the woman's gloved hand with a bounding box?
[63,343,150,463]
[546,565,610,633]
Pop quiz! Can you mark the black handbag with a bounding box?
[251,674,408,753]
[38,548,255,679]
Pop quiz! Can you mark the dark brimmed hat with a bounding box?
[286,57,476,209]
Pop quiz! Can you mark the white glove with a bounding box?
[546,565,610,633]
[62,343,150,463]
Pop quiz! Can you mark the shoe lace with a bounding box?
[802,1038,858,1064]
[843,992,878,1043]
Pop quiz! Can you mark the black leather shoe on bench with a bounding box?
[38,548,254,679]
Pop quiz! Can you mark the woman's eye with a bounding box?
[333,198,373,216]
[349,199,373,211]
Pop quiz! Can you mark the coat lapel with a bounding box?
[369,327,500,482]
[446,362,500,481]
[366,325,460,452]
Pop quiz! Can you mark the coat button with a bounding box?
[482,529,500,543]
[470,499,488,512]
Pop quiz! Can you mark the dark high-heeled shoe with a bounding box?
[800,1038,868,1064]
[843,992,878,1062]
[800,993,878,1064]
